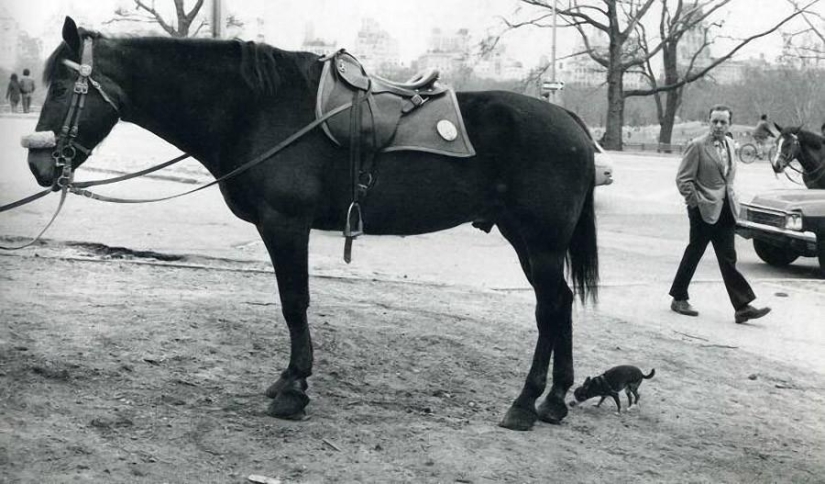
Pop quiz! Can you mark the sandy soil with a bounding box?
[2,243,824,484]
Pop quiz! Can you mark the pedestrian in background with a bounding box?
[669,104,771,324]
[5,73,21,113]
[752,114,774,159]
[19,68,35,113]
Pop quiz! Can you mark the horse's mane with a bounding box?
[43,29,319,98]
[783,126,823,150]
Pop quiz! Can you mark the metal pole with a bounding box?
[550,0,558,102]
[211,0,222,38]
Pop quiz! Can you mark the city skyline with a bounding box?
[2,0,814,71]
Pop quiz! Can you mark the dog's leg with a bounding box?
[625,389,633,408]
[611,393,621,413]
[595,396,607,407]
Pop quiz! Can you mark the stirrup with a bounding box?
[343,202,364,264]
[344,202,363,238]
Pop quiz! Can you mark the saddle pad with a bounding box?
[315,57,476,158]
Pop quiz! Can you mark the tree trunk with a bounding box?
[602,20,626,151]
[603,71,625,150]
[658,87,682,151]
[657,41,682,152]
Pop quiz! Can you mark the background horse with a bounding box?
[771,125,825,189]
[26,17,598,431]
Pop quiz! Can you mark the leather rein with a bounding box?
[1,39,354,250]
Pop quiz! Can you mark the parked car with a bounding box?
[593,140,614,186]
[735,189,825,272]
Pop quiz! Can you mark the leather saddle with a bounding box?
[315,50,475,158]
[315,50,475,263]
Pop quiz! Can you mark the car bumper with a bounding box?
[735,220,817,244]
[736,220,818,256]
[595,167,613,186]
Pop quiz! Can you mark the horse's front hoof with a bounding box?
[265,379,285,398]
[537,396,568,424]
[267,388,310,420]
[498,405,537,431]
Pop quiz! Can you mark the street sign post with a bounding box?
[542,80,565,93]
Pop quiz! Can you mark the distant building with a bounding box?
[707,59,750,85]
[416,28,471,77]
[353,18,401,72]
[0,6,19,69]
[300,22,336,56]
[475,49,528,81]
[676,13,713,73]
[556,29,649,89]
[557,55,648,89]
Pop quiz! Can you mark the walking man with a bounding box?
[669,104,771,324]
[19,68,35,114]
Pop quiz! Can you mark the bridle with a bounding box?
[774,133,825,185]
[0,37,120,250]
[52,37,121,189]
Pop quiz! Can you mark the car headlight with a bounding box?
[785,213,803,231]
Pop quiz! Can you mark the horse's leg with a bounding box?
[256,213,313,420]
[497,216,533,287]
[536,282,574,424]
[499,244,568,431]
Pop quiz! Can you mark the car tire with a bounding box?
[753,239,798,267]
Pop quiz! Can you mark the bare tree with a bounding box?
[781,0,825,63]
[105,0,207,38]
[630,0,813,149]
[495,0,814,149]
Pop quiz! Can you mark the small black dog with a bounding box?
[571,365,655,413]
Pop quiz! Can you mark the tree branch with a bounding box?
[133,0,177,36]
[626,2,814,97]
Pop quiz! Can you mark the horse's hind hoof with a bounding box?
[498,405,537,431]
[537,397,568,424]
[267,388,310,420]
[265,375,308,398]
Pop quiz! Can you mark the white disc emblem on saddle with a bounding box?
[436,119,458,141]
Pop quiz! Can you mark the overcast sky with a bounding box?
[2,0,818,67]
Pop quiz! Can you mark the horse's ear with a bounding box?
[62,16,81,54]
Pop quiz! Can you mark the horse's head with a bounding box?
[770,123,802,175]
[25,17,121,188]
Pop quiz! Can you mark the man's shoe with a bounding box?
[671,299,699,317]
[735,305,771,324]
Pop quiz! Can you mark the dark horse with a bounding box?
[771,125,825,189]
[26,17,598,431]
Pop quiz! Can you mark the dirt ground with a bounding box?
[1,241,824,484]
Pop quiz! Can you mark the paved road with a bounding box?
[2,117,823,375]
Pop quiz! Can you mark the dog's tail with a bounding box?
[643,369,656,379]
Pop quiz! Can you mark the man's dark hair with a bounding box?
[23,68,30,76]
[708,104,733,124]
[760,114,768,120]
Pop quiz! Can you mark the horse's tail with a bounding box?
[643,369,656,379]
[568,183,599,305]
[561,106,599,304]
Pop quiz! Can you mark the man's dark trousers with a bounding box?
[669,197,755,310]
